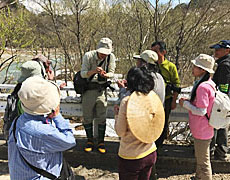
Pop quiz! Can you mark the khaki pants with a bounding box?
[194,138,212,180]
[82,89,107,125]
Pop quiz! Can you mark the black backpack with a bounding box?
[73,71,89,94]
[3,83,21,140]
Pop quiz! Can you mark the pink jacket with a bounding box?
[188,79,215,140]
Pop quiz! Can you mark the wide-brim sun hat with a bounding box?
[191,54,215,74]
[127,91,165,143]
[18,76,60,115]
[18,61,43,83]
[133,50,158,65]
[97,37,113,55]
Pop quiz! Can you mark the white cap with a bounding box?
[133,50,158,64]
[97,38,113,55]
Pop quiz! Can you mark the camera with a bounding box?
[165,83,181,95]
[98,74,107,81]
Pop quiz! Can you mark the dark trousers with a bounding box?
[155,97,172,148]
[118,151,157,180]
[210,128,229,158]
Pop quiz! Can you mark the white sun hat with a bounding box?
[18,76,60,115]
[191,54,215,73]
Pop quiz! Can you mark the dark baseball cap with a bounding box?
[210,40,230,49]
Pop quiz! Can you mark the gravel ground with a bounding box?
[0,118,229,180]
[1,161,230,180]
[73,166,230,180]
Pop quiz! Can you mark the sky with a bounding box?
[21,0,191,13]
[156,0,190,6]
[159,0,189,3]
[21,0,43,13]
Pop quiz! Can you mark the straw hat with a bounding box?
[127,91,165,143]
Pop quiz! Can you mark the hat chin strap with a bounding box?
[46,110,55,119]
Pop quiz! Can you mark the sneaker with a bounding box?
[97,143,106,154]
[84,141,94,152]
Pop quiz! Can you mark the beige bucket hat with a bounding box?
[133,50,158,65]
[97,38,113,55]
[18,76,60,115]
[127,91,165,143]
[191,54,215,73]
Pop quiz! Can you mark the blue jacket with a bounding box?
[8,113,76,180]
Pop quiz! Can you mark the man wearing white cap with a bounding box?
[8,76,76,179]
[80,37,116,154]
[116,50,165,104]
[133,50,165,103]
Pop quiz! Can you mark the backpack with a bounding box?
[205,81,230,129]
[3,83,21,140]
[73,71,89,94]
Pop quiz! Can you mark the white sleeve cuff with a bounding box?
[183,101,207,116]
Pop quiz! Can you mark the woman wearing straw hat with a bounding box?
[114,66,165,180]
[179,54,216,180]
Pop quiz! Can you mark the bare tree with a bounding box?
[0,0,16,10]
[136,0,230,80]
[30,0,92,83]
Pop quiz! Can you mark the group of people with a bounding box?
[77,38,230,180]
[179,40,230,180]
[80,38,180,155]
[5,37,230,180]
